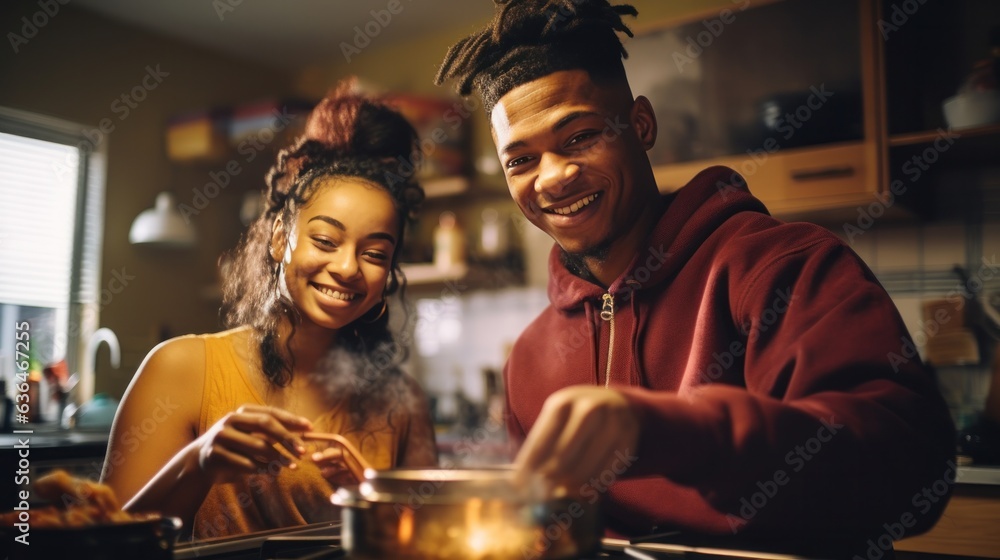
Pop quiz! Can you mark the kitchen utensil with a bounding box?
[333,467,601,560]
[302,432,373,482]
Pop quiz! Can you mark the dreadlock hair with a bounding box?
[435,0,638,114]
[220,80,424,434]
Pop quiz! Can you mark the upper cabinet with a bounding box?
[623,0,1000,219]
[624,0,878,217]
[881,0,1000,207]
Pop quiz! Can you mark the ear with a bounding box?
[269,217,287,263]
[630,96,657,151]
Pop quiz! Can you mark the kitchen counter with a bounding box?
[0,429,109,449]
[0,426,110,510]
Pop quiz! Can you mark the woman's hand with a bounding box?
[310,447,362,487]
[513,386,640,497]
[193,404,313,482]
[303,433,370,487]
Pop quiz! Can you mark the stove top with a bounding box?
[174,525,631,560]
[173,525,846,560]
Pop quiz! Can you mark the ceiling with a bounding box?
[73,0,495,70]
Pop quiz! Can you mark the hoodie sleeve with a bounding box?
[618,237,957,539]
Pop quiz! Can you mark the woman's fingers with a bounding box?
[199,405,314,481]
[311,447,344,463]
[244,405,314,432]
[311,448,360,485]
[229,408,311,458]
[216,424,291,466]
[200,442,260,474]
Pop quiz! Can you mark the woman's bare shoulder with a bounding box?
[138,326,249,379]
[138,335,206,380]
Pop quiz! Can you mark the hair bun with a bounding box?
[304,79,418,162]
[264,78,421,212]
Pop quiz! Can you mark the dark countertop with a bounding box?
[0,428,109,448]
[0,426,111,510]
[173,528,864,560]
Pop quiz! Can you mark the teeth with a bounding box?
[316,285,357,301]
[551,193,598,216]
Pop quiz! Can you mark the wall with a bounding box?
[0,1,295,398]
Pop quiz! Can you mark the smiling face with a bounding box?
[272,177,399,332]
[491,70,661,279]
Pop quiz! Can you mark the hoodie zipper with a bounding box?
[601,292,615,388]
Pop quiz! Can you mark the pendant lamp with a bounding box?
[128,192,196,248]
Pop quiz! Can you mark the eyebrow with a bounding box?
[307,215,396,244]
[499,110,602,155]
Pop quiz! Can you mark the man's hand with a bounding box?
[514,385,640,496]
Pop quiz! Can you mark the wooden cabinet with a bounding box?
[624,0,1000,220]
[623,0,883,218]
[879,0,1000,220]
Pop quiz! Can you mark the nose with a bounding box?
[535,152,581,197]
[328,248,361,280]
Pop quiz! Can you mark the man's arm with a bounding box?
[617,238,957,538]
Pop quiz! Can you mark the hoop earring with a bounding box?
[361,298,387,324]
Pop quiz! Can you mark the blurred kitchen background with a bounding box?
[0,0,999,472]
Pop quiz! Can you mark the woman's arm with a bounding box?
[101,336,210,524]
[101,336,313,530]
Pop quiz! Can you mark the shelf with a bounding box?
[400,263,468,285]
[888,126,1000,172]
[422,176,470,198]
[401,260,525,293]
[889,123,1000,147]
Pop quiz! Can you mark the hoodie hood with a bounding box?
[546,166,769,312]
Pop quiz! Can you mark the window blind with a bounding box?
[0,132,80,308]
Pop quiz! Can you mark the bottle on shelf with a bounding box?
[433,211,466,270]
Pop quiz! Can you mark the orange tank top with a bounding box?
[191,328,402,540]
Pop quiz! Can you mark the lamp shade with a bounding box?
[129,192,196,247]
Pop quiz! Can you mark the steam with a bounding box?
[308,341,422,436]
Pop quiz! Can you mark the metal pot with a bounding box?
[332,467,601,560]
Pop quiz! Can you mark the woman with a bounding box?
[101,83,438,539]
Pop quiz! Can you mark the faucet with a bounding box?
[79,328,120,406]
[87,328,121,373]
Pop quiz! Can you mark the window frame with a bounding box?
[0,106,108,387]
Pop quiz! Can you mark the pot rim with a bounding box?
[359,466,522,499]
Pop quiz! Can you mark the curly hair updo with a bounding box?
[220,80,425,390]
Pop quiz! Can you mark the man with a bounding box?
[435,0,956,543]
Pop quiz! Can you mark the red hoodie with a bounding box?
[503,166,956,541]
